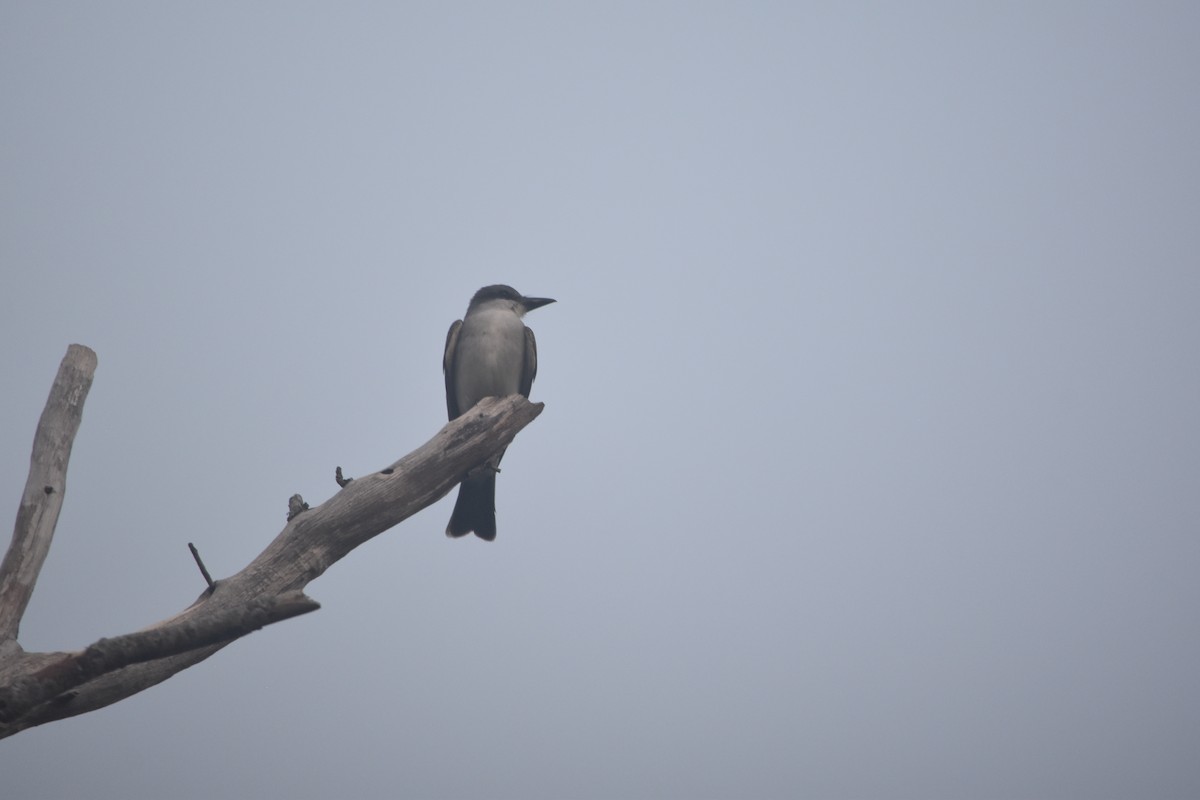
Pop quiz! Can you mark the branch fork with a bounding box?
[0,346,543,738]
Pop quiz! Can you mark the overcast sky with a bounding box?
[2,3,1199,798]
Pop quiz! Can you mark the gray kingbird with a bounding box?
[443,284,555,540]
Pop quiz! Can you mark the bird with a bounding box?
[443,284,555,540]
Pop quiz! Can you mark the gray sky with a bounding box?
[3,3,1198,798]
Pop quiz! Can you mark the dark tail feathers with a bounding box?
[446,472,497,541]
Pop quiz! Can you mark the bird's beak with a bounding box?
[523,296,556,311]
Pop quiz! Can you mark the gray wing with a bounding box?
[443,319,463,420]
[519,325,538,398]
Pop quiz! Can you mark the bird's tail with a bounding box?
[446,471,497,541]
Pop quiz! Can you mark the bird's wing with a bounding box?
[520,325,538,398]
[443,319,463,420]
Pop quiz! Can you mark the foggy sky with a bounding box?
[2,3,1198,798]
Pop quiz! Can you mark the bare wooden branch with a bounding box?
[0,344,97,641]
[0,347,543,738]
[0,591,318,724]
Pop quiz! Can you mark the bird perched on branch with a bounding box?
[442,284,555,540]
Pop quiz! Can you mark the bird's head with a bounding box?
[469,284,556,316]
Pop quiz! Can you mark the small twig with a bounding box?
[466,459,502,479]
[335,466,353,488]
[187,543,215,591]
[286,494,309,521]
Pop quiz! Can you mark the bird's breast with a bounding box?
[453,309,526,410]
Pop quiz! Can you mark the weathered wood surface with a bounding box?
[0,346,542,738]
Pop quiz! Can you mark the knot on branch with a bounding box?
[287,495,309,521]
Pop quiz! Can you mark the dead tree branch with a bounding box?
[0,345,544,738]
[0,344,96,641]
